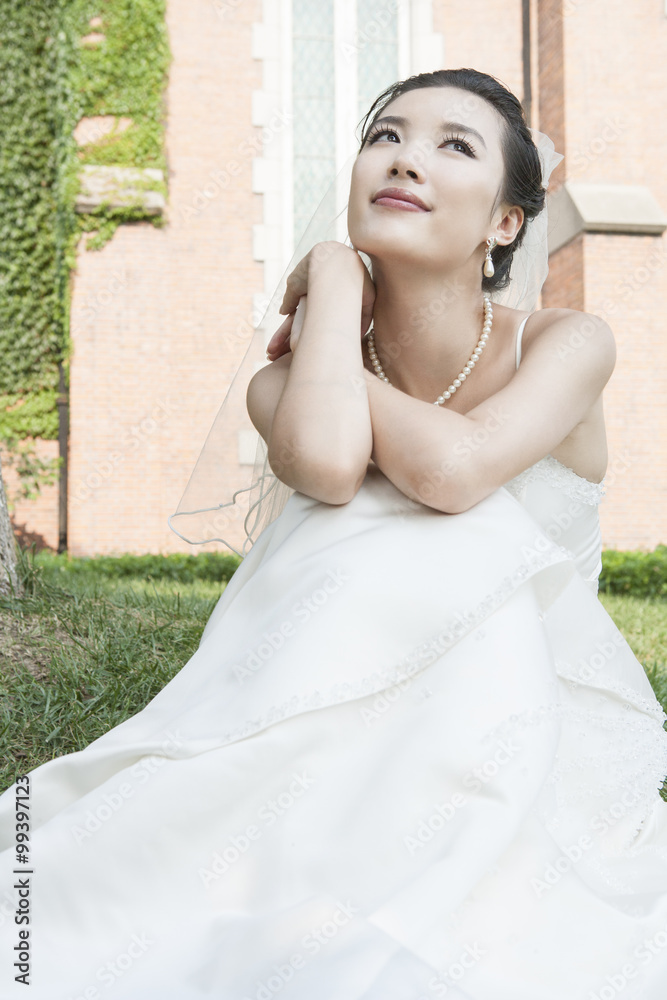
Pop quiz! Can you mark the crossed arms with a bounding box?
[246,245,616,513]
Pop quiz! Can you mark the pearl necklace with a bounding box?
[366,294,493,405]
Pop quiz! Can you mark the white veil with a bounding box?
[168,130,563,558]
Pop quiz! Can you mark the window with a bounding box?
[291,0,402,248]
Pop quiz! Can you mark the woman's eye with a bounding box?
[367,127,398,144]
[367,129,475,156]
[441,136,476,156]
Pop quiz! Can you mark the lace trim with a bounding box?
[503,454,607,506]
[488,702,667,818]
[487,699,667,749]
[557,671,667,724]
[547,729,667,797]
[216,545,571,749]
[577,848,667,896]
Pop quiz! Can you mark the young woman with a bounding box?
[2,69,667,1000]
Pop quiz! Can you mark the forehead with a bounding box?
[376,86,504,144]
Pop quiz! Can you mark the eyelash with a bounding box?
[365,126,477,157]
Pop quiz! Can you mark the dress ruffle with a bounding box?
[1,465,667,999]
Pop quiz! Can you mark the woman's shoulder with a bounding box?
[518,308,617,392]
[497,302,603,329]
[497,303,616,358]
[520,304,613,335]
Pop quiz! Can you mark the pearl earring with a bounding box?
[484,237,498,278]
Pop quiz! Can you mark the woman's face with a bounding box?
[347,85,520,272]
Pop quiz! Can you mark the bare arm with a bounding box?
[247,243,373,504]
[359,309,616,513]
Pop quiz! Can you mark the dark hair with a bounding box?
[356,68,545,292]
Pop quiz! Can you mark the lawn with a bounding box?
[0,557,221,793]
[1,551,666,799]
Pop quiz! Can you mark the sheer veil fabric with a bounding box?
[168,131,563,557]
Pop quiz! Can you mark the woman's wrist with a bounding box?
[307,247,366,317]
[308,240,362,275]
[311,245,376,337]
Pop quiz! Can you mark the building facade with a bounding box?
[8,0,667,555]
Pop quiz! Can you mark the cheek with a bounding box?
[435,178,494,223]
[347,184,376,234]
[346,179,362,216]
[346,194,363,234]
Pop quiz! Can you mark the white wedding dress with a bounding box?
[2,317,667,1000]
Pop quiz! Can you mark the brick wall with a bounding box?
[536,0,566,189]
[436,0,523,96]
[1,441,59,551]
[561,0,667,549]
[584,234,667,550]
[542,233,584,310]
[66,0,264,556]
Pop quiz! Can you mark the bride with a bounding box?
[255,81,610,509]
[2,68,667,1000]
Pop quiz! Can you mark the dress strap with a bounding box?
[515,315,531,371]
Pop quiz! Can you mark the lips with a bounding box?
[372,187,430,212]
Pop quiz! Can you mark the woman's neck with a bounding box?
[366,263,491,402]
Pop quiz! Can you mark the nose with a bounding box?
[389,145,425,181]
[392,164,419,179]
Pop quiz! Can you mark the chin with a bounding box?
[348,223,403,254]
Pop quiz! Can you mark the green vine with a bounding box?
[1,439,62,507]
[65,0,170,254]
[0,390,60,440]
[0,3,64,413]
[0,0,169,498]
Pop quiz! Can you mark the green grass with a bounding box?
[594,592,667,802]
[1,551,666,802]
[0,550,224,793]
[597,592,667,708]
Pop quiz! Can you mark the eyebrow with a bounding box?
[369,115,487,150]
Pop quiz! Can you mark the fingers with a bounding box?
[360,264,376,337]
[266,340,291,362]
[266,333,291,361]
[279,282,304,316]
[266,313,294,361]
[266,336,291,361]
[278,243,352,314]
[266,313,293,349]
[279,254,311,314]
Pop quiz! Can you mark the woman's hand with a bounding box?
[265,241,376,362]
[265,310,298,362]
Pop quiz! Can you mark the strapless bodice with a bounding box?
[503,453,606,593]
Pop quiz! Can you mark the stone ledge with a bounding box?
[547,182,667,254]
[75,165,166,215]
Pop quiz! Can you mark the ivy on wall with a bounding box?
[0,0,169,498]
[66,0,170,250]
[0,3,64,420]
